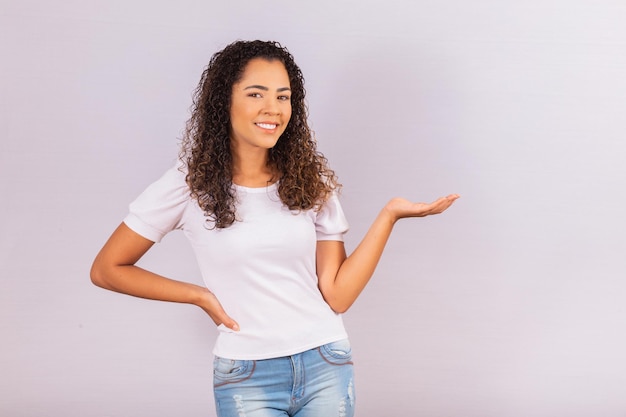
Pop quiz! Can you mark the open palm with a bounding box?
[385,194,460,221]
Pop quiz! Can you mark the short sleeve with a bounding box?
[315,193,349,241]
[123,164,190,243]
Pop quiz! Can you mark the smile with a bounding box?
[255,123,277,130]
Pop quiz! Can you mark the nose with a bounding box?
[263,97,281,115]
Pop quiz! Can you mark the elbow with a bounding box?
[327,298,353,314]
[89,263,104,288]
[90,259,111,290]
[332,305,350,314]
[319,284,353,314]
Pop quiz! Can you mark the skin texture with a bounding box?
[180,40,337,229]
[229,59,292,187]
[316,195,460,313]
[90,55,460,331]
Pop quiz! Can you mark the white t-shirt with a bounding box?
[123,164,350,360]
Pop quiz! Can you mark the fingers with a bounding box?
[219,315,240,332]
[198,290,240,331]
[208,309,240,331]
[428,194,460,215]
[386,194,459,220]
[437,194,460,203]
[210,306,240,331]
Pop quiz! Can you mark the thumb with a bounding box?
[219,315,240,332]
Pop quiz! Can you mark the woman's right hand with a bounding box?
[91,222,240,332]
[196,289,240,332]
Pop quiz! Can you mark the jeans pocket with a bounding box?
[319,339,353,365]
[213,356,255,387]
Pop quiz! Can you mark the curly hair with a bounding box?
[180,40,339,229]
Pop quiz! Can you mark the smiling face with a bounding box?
[229,58,292,155]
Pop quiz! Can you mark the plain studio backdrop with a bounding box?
[1,1,625,416]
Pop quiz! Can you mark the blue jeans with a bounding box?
[213,339,355,417]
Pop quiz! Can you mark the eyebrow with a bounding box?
[243,85,291,92]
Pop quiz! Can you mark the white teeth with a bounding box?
[256,123,277,129]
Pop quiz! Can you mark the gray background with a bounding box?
[2,1,625,416]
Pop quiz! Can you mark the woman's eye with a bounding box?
[278,95,291,101]
[248,92,262,98]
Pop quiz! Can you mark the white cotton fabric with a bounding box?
[123,164,350,360]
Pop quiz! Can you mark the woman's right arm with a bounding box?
[90,222,239,331]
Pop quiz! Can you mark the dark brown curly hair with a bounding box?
[179,40,339,229]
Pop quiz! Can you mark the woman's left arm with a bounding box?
[317,194,460,313]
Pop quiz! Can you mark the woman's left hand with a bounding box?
[383,194,460,222]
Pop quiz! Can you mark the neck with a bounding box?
[231,146,276,187]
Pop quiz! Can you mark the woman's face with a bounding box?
[229,58,292,154]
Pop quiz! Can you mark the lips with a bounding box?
[255,122,278,130]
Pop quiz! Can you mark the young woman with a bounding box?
[91,40,459,417]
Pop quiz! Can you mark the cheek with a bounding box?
[229,99,250,120]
